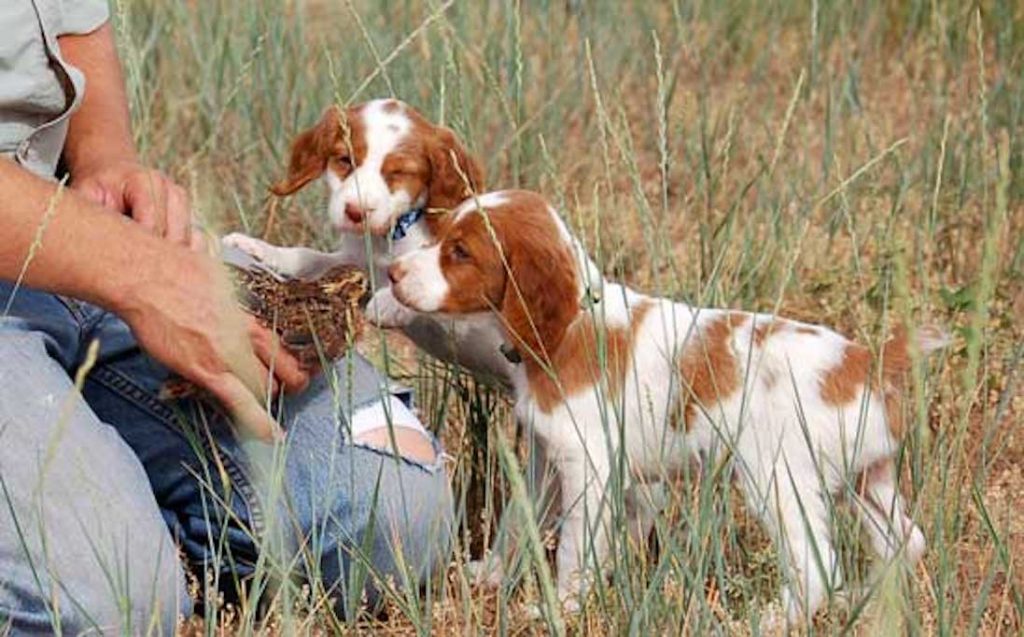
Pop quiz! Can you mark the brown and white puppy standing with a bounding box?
[386,189,947,622]
[223,98,515,385]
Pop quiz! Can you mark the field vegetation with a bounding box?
[112,1,1022,634]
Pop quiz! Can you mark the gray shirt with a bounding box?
[0,0,109,178]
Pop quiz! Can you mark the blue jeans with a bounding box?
[0,282,453,635]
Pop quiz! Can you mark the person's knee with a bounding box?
[89,445,194,633]
[350,395,439,466]
[376,465,454,574]
[82,557,191,636]
[0,412,192,634]
[354,425,438,465]
[0,522,190,635]
[315,460,453,615]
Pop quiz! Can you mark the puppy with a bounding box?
[385,189,947,621]
[223,99,514,385]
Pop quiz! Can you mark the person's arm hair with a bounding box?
[0,158,293,441]
[2,159,150,306]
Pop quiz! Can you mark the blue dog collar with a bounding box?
[391,207,425,241]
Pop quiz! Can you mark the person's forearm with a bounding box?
[59,22,138,174]
[0,158,180,313]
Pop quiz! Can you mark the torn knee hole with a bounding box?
[355,426,437,464]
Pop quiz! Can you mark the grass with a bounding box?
[99,0,1024,634]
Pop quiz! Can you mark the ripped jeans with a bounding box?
[0,282,453,635]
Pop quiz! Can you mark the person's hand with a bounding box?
[72,160,193,247]
[245,314,310,392]
[114,249,309,441]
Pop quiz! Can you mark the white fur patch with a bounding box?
[452,191,511,221]
[506,282,943,619]
[328,99,418,234]
[546,204,605,306]
[364,287,416,328]
[391,245,450,312]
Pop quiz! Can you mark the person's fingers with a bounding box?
[190,229,215,254]
[229,327,279,399]
[164,183,193,246]
[248,320,310,393]
[72,179,118,212]
[204,372,283,442]
[123,172,168,236]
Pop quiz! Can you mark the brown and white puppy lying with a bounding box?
[385,189,946,621]
[223,99,514,385]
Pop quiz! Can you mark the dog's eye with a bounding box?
[385,168,413,179]
[451,243,471,262]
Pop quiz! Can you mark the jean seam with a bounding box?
[53,295,87,324]
[87,365,268,538]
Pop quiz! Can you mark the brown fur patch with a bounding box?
[402,108,485,211]
[752,318,784,346]
[747,319,819,347]
[268,101,485,214]
[674,313,746,430]
[427,191,570,319]
[421,190,655,414]
[527,300,655,413]
[492,195,583,381]
[819,327,915,438]
[878,328,915,438]
[820,343,873,406]
[270,105,361,196]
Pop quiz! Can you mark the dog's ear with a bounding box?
[270,107,341,197]
[498,220,578,362]
[426,126,485,211]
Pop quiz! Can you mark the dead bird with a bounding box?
[159,249,369,401]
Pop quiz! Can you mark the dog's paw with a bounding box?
[364,287,415,328]
[222,232,276,263]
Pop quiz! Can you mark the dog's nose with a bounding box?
[388,263,403,285]
[345,204,365,224]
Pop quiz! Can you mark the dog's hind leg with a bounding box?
[744,461,841,625]
[852,459,925,565]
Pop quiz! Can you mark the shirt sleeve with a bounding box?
[58,0,109,35]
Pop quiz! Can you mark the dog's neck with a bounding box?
[505,281,653,412]
[390,207,425,241]
[500,281,607,368]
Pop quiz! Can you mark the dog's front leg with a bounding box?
[624,479,669,552]
[467,431,559,588]
[364,287,418,328]
[554,444,612,612]
[221,233,362,279]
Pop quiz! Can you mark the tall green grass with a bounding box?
[101,0,1024,634]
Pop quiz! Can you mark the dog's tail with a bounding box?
[877,325,950,437]
[880,324,951,384]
